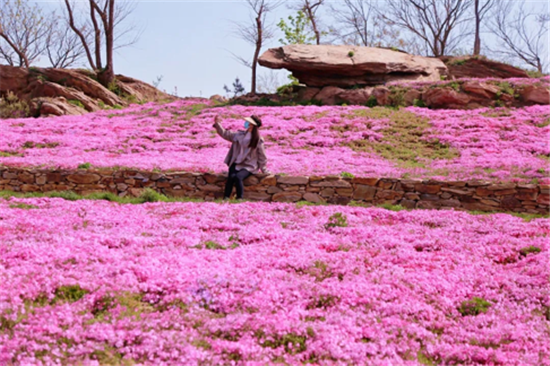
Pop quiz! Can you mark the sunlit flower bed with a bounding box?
[1,100,549,182]
[0,197,548,365]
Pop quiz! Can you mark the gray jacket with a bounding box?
[215,123,268,174]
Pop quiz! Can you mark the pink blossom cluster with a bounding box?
[386,76,550,89]
[0,197,548,365]
[1,100,548,182]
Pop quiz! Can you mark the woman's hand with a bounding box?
[213,115,221,128]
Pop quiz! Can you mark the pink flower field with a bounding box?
[0,197,549,365]
[1,100,549,183]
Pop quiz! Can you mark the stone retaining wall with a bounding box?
[1,166,548,214]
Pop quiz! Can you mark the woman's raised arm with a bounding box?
[213,115,237,142]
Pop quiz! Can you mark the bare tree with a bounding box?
[489,2,548,73]
[257,70,286,93]
[330,0,412,51]
[382,0,473,56]
[232,0,281,94]
[0,0,52,67]
[45,20,86,68]
[63,0,140,86]
[472,0,494,55]
[289,0,326,45]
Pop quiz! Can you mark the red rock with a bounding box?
[462,81,500,98]
[351,177,378,186]
[243,192,271,201]
[303,192,325,203]
[272,192,302,202]
[520,85,550,105]
[414,184,441,194]
[353,185,377,201]
[66,174,100,184]
[277,176,309,185]
[259,45,446,87]
[424,87,470,108]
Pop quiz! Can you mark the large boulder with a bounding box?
[520,85,550,104]
[258,45,447,87]
[424,88,471,108]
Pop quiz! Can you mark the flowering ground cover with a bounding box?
[0,197,549,365]
[386,75,550,89]
[1,99,549,183]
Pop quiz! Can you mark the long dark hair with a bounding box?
[249,115,262,149]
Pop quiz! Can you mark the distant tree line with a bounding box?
[0,0,140,86]
[0,0,547,93]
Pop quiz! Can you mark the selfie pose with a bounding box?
[213,114,269,200]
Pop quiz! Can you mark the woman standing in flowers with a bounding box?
[213,114,269,200]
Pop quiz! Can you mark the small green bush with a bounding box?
[54,284,88,303]
[365,95,378,108]
[78,162,91,169]
[325,212,348,229]
[107,81,122,96]
[68,99,85,109]
[413,98,426,107]
[379,203,407,211]
[9,203,39,210]
[519,246,542,257]
[348,51,355,57]
[138,188,168,203]
[0,91,30,119]
[341,172,354,178]
[458,297,491,316]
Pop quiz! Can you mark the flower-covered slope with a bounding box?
[0,197,549,365]
[1,100,548,182]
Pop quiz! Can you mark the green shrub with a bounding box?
[379,203,407,211]
[78,162,91,169]
[348,51,355,57]
[204,240,225,250]
[68,100,85,109]
[413,98,426,107]
[0,91,30,119]
[138,188,168,203]
[519,246,542,257]
[365,95,378,108]
[458,297,491,316]
[341,172,354,178]
[47,191,82,201]
[107,81,122,96]
[388,86,408,107]
[54,284,88,303]
[9,203,39,210]
[325,212,348,229]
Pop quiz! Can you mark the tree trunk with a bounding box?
[251,15,263,95]
[473,0,481,55]
[103,0,115,86]
[89,0,103,69]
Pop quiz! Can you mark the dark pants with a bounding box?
[224,163,251,199]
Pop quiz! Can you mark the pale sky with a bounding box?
[31,0,549,98]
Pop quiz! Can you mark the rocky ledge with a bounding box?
[0,65,176,117]
[1,166,548,214]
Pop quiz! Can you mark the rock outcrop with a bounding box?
[258,45,447,87]
[440,56,530,79]
[0,65,176,117]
